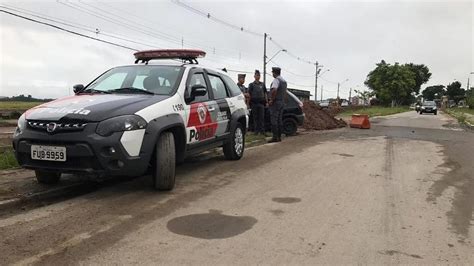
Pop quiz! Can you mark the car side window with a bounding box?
[187,73,209,103]
[208,75,228,99]
[222,75,242,97]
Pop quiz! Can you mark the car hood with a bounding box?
[25,94,169,122]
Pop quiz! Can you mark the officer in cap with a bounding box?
[248,70,267,135]
[268,67,287,142]
[237,74,250,106]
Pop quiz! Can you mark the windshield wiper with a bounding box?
[82,88,111,94]
[109,87,155,95]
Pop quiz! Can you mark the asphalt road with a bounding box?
[0,111,473,265]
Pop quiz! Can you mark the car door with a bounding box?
[205,71,231,138]
[184,70,218,145]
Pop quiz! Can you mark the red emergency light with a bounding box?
[134,49,206,64]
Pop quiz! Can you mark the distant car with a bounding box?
[420,101,437,115]
[341,100,349,107]
[319,100,330,108]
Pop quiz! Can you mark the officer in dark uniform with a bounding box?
[237,74,250,107]
[248,70,267,135]
[268,67,287,142]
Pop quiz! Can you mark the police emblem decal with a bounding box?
[197,104,207,124]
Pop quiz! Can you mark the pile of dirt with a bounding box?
[302,101,347,130]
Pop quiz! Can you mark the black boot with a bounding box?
[269,126,279,143]
[276,127,282,142]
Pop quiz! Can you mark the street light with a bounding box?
[263,49,287,85]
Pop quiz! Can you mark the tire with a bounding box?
[152,132,176,191]
[282,117,298,136]
[223,122,245,160]
[35,170,61,184]
[419,111,423,115]
[434,111,437,115]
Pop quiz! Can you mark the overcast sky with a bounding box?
[0,0,472,100]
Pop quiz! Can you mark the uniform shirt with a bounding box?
[270,76,287,102]
[237,83,247,93]
[248,81,267,103]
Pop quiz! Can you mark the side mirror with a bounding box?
[73,84,85,94]
[186,84,207,102]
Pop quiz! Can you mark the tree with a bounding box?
[365,60,416,106]
[422,85,445,100]
[354,89,374,105]
[404,63,432,95]
[446,81,465,104]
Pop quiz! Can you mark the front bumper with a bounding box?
[421,108,437,113]
[12,123,153,176]
[295,114,305,126]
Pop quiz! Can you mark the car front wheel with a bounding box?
[153,132,176,191]
[282,117,298,136]
[223,122,244,160]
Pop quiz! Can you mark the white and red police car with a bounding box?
[13,49,248,190]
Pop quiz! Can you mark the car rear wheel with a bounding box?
[35,170,61,184]
[223,122,244,160]
[283,117,298,136]
[153,132,176,191]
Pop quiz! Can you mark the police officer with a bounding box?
[248,70,267,135]
[268,67,287,142]
[237,74,250,106]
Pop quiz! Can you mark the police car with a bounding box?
[12,49,248,190]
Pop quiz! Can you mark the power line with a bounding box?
[59,0,243,62]
[0,9,137,51]
[93,0,249,56]
[0,4,164,49]
[170,0,263,37]
[268,59,315,78]
[171,0,317,67]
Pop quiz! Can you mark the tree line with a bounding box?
[363,60,473,108]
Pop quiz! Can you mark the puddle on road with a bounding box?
[166,210,257,239]
[268,209,285,216]
[272,197,301,204]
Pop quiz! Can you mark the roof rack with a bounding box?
[133,49,206,65]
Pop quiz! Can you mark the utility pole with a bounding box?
[263,33,267,86]
[320,85,323,101]
[314,61,319,103]
[349,88,352,104]
[337,82,340,99]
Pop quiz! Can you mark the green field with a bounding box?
[339,106,410,117]
[0,101,44,110]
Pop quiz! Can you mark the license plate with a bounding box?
[31,145,66,162]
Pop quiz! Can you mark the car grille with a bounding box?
[28,121,88,133]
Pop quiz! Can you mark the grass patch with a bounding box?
[0,101,44,110]
[0,147,19,170]
[445,108,474,125]
[339,106,410,117]
[245,133,268,144]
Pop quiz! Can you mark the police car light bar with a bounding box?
[134,49,206,64]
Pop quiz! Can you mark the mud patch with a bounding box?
[268,209,285,216]
[332,153,354,157]
[272,197,301,204]
[166,210,257,239]
[379,250,423,259]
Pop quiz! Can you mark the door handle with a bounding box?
[208,106,216,111]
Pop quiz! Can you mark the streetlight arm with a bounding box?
[267,49,287,63]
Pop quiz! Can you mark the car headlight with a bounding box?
[433,107,437,110]
[421,106,425,109]
[96,115,147,137]
[15,114,26,136]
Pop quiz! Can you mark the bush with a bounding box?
[466,94,474,109]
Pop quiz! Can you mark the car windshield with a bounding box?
[423,101,436,106]
[85,65,184,95]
